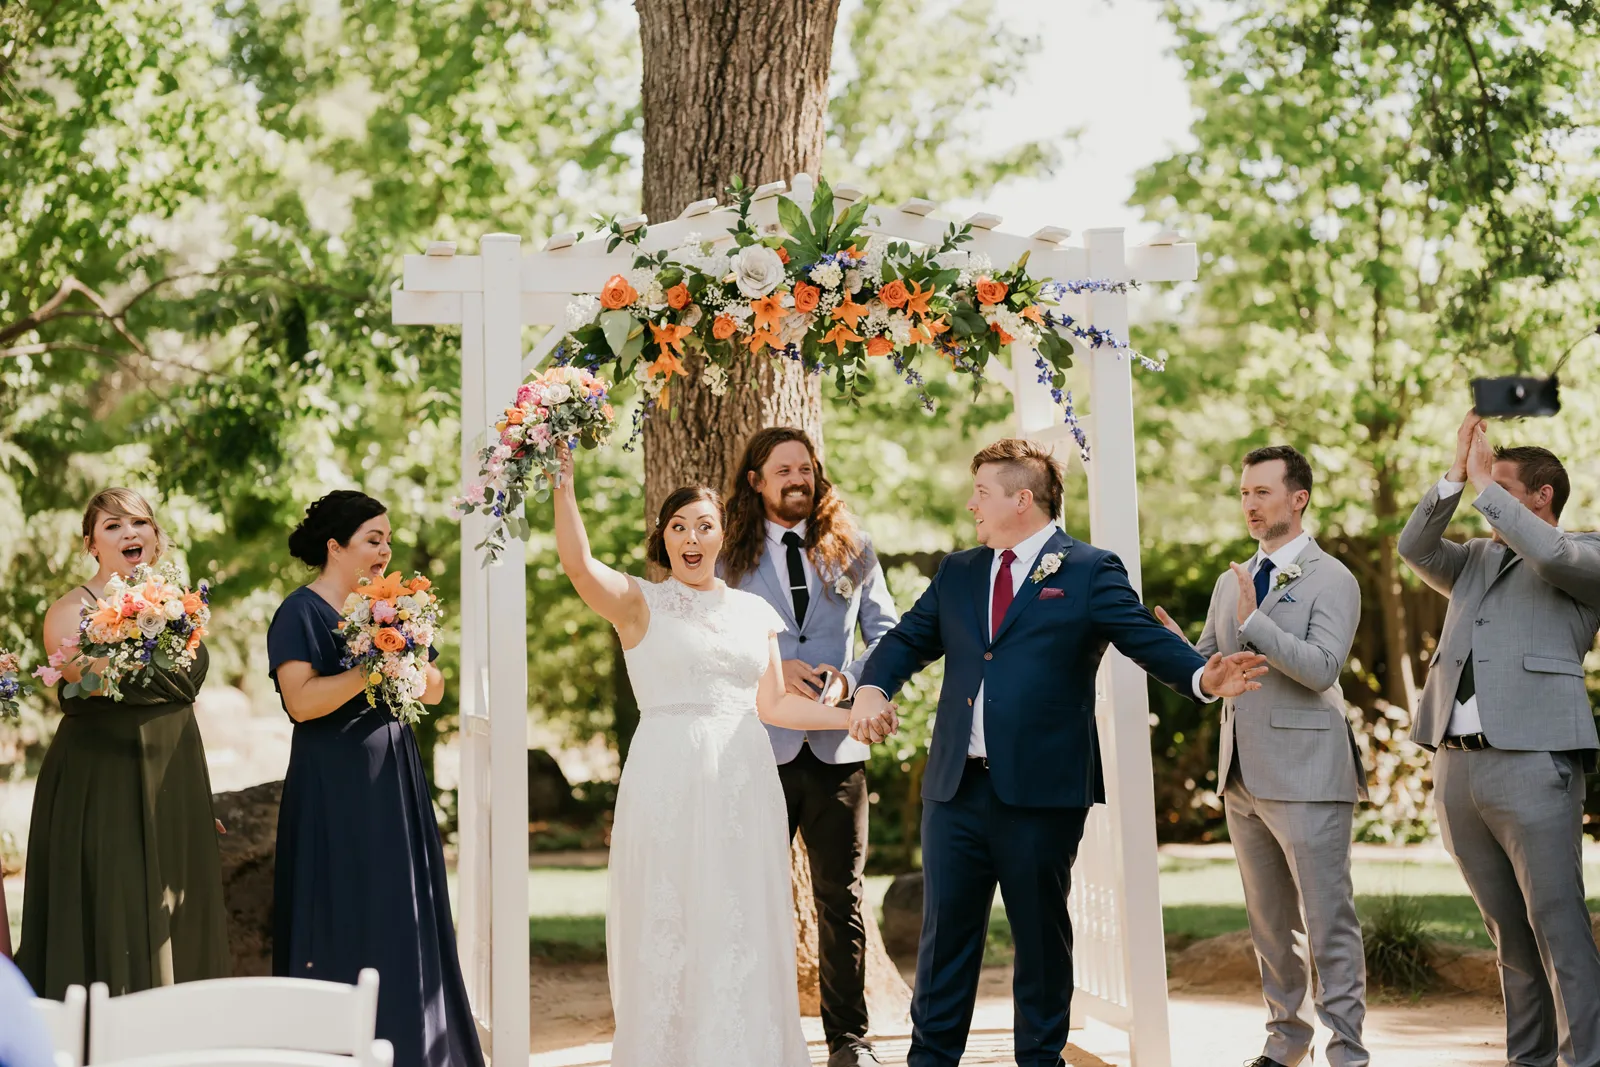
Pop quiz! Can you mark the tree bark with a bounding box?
[636,0,908,1023]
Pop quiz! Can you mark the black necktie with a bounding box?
[1454,549,1518,705]
[1254,558,1276,606]
[782,531,810,623]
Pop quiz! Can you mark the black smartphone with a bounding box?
[1472,375,1561,418]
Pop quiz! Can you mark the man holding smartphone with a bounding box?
[1398,409,1600,1066]
[720,427,901,1067]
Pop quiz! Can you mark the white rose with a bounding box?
[137,608,166,638]
[544,383,572,405]
[733,245,786,298]
[844,268,862,293]
[564,295,600,331]
[162,598,185,621]
[682,304,704,329]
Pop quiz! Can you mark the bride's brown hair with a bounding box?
[646,485,723,569]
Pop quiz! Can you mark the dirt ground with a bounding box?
[528,961,1511,1067]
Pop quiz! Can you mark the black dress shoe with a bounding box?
[827,1044,883,1067]
[1244,1058,1291,1067]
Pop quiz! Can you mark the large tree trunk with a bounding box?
[635,0,909,1025]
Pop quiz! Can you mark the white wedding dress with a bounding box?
[606,576,811,1067]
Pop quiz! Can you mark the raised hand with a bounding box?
[554,440,575,491]
[1200,650,1269,698]
[1450,409,1484,483]
[1466,420,1496,491]
[1230,561,1258,626]
[1153,605,1190,644]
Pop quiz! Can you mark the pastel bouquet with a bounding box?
[47,561,210,701]
[454,365,616,563]
[337,572,440,726]
[0,648,29,721]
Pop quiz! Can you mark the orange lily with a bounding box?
[649,320,693,360]
[822,323,864,355]
[747,327,781,354]
[1020,305,1045,324]
[830,293,868,330]
[904,279,934,319]
[908,323,934,346]
[364,572,408,603]
[925,316,950,337]
[750,294,788,333]
[647,348,687,382]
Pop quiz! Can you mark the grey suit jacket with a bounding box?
[726,537,900,764]
[1197,538,1368,803]
[1397,479,1600,753]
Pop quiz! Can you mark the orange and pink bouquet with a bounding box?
[336,571,441,726]
[49,561,209,701]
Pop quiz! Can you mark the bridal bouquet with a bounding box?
[337,572,440,726]
[0,648,29,721]
[58,561,210,701]
[454,365,615,563]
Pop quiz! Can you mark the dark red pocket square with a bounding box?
[1039,587,1066,599]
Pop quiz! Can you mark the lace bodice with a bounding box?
[622,577,785,714]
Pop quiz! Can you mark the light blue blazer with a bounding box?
[727,537,900,764]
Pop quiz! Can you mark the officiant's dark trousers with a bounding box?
[780,742,872,1053]
[910,759,1089,1067]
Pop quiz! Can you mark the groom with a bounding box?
[851,438,1267,1067]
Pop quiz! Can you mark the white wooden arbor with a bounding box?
[391,174,1198,1067]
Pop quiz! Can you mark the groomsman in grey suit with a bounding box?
[721,426,900,1067]
[1159,445,1368,1067]
[1398,410,1600,1067]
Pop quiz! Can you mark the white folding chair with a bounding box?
[31,984,88,1067]
[86,970,381,1066]
[90,1044,393,1067]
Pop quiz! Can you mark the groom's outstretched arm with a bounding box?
[857,556,948,700]
[1091,552,1209,702]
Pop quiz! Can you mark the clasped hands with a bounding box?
[846,686,901,744]
[782,658,898,744]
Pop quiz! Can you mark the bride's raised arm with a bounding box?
[553,444,648,642]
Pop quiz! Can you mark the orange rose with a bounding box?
[712,314,737,340]
[792,282,820,314]
[666,284,691,310]
[506,408,525,425]
[599,274,638,310]
[776,247,790,264]
[408,576,432,594]
[865,336,893,358]
[975,278,1008,305]
[374,628,408,653]
[181,592,203,615]
[879,280,909,309]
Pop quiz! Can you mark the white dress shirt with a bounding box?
[1240,529,1314,633]
[766,518,817,609]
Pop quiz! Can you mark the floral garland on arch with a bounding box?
[457,177,1158,560]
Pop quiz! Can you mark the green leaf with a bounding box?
[620,329,646,363]
[600,310,636,357]
[810,177,835,243]
[777,197,812,244]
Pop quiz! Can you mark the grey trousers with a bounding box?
[1225,767,1368,1067]
[1434,747,1600,1067]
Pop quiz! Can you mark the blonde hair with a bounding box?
[82,487,167,561]
[970,438,1065,521]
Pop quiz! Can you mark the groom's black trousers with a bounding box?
[911,759,1089,1067]
[779,742,872,1052]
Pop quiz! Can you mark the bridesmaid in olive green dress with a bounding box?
[16,488,229,998]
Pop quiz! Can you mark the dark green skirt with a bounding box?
[17,646,229,998]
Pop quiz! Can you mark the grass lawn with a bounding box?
[515,853,1600,966]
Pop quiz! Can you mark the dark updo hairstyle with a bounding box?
[287,490,389,569]
[646,485,723,569]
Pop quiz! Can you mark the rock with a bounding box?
[527,749,572,821]
[790,835,911,1029]
[212,779,284,977]
[881,871,923,960]
[1167,929,1261,988]
[1426,941,1500,996]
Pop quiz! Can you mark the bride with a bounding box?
[552,446,896,1066]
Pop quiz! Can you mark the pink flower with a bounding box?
[515,384,536,405]
[372,601,398,624]
[33,665,62,686]
[464,481,487,505]
[530,423,553,450]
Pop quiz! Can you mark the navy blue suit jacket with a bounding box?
[859,528,1208,808]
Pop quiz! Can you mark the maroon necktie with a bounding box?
[991,549,1017,639]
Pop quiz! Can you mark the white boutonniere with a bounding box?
[833,574,855,599]
[1031,552,1065,584]
[1273,564,1303,591]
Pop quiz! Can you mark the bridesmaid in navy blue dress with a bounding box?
[267,491,483,1067]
